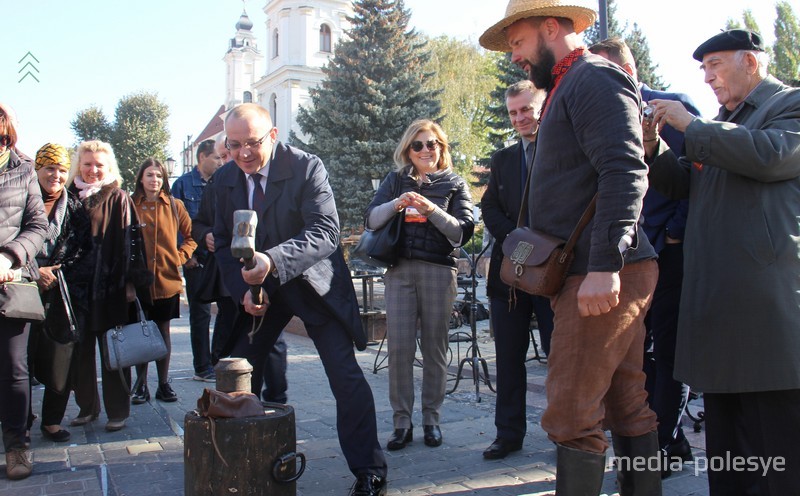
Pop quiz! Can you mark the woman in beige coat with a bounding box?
[130,158,196,403]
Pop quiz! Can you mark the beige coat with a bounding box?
[133,192,196,300]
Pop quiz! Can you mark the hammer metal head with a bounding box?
[231,209,258,259]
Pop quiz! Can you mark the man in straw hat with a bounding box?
[644,29,800,495]
[481,2,662,494]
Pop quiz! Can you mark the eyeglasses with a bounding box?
[225,131,271,152]
[0,135,10,148]
[410,139,439,152]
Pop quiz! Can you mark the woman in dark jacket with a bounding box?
[66,140,151,433]
[365,119,474,451]
[0,104,47,480]
[26,143,92,443]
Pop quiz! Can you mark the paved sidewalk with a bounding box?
[3,282,710,495]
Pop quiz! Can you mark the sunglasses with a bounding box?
[410,139,439,152]
[0,135,10,148]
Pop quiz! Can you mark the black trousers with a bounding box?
[185,265,212,374]
[489,293,553,441]
[73,333,131,421]
[0,318,30,450]
[704,390,800,496]
[230,289,386,477]
[643,243,690,448]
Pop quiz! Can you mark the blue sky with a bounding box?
[2,0,786,159]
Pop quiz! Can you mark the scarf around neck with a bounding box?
[73,174,118,200]
[539,46,587,123]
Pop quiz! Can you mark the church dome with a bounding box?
[236,11,253,31]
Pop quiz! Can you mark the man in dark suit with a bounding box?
[480,80,554,460]
[213,104,387,496]
[589,38,701,472]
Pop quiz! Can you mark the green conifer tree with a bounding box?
[292,0,441,231]
[773,1,800,86]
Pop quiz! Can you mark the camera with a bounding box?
[642,104,656,122]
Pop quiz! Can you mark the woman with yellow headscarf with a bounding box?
[26,144,92,445]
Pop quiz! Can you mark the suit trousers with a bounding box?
[73,332,131,422]
[704,390,800,496]
[184,265,212,374]
[542,260,658,454]
[384,258,457,428]
[489,293,554,442]
[230,289,387,478]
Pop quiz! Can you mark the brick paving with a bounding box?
[2,275,710,495]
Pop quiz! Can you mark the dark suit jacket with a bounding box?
[639,83,700,252]
[213,142,367,350]
[481,142,527,300]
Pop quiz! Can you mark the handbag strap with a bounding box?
[55,270,78,341]
[514,139,598,256]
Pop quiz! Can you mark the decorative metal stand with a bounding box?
[447,244,495,402]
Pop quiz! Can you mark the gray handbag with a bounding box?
[102,297,168,371]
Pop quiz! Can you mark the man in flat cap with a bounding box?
[481,1,662,494]
[644,29,800,495]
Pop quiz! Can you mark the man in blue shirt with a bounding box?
[171,139,222,381]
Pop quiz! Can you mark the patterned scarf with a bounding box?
[539,47,587,123]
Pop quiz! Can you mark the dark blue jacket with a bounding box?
[213,142,367,349]
[172,167,208,259]
[640,84,701,253]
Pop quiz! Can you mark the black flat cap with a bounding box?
[693,29,765,61]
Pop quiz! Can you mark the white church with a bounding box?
[183,0,353,172]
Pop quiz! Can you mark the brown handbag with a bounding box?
[500,168,597,298]
[196,388,266,467]
[197,388,266,419]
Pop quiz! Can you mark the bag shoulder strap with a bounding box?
[514,149,598,252]
[55,270,78,341]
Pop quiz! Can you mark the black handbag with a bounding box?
[0,279,45,322]
[352,172,404,268]
[34,270,78,394]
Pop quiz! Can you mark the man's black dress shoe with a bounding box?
[349,474,387,496]
[423,425,442,447]
[386,427,412,450]
[667,437,693,462]
[483,438,523,459]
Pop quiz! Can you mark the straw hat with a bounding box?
[479,0,598,52]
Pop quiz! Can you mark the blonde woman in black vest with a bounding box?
[365,119,473,450]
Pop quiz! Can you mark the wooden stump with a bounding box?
[184,403,303,495]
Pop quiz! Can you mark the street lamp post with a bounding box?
[166,157,176,176]
[598,0,608,39]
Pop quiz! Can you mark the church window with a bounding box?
[320,24,332,53]
[269,94,277,122]
[273,29,279,58]
[243,91,253,103]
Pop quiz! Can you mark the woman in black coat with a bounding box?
[66,140,151,433]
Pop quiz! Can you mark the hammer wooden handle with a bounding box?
[242,257,264,305]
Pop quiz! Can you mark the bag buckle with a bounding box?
[510,241,533,266]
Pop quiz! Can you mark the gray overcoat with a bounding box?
[648,75,800,393]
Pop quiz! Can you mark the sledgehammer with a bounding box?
[231,209,264,305]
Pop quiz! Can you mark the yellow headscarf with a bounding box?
[35,143,71,170]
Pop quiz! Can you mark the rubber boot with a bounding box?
[554,444,606,495]
[611,431,663,496]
